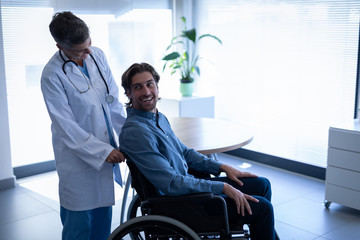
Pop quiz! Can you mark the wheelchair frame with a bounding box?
[108,160,251,240]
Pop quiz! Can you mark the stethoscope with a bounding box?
[59,50,114,103]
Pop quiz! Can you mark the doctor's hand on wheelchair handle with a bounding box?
[106,149,126,163]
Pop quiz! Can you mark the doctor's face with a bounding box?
[58,37,92,61]
[128,71,159,113]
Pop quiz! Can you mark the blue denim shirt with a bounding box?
[119,108,224,196]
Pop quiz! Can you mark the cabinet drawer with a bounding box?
[327,148,360,172]
[328,127,360,152]
[325,183,360,210]
[325,166,360,191]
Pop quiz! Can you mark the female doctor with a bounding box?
[41,11,126,240]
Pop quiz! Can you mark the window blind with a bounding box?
[194,0,360,167]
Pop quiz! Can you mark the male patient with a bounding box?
[119,62,276,240]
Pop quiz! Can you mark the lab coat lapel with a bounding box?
[86,56,98,86]
[86,55,117,147]
[60,51,85,79]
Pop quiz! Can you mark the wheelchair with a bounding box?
[108,160,253,240]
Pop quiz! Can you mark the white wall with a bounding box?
[0,6,16,190]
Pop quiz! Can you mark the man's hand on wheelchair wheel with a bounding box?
[223,183,259,216]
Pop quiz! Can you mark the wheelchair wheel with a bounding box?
[127,194,142,240]
[127,194,141,220]
[108,215,201,240]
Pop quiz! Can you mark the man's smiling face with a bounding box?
[127,71,159,113]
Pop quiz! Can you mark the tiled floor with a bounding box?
[1,153,359,240]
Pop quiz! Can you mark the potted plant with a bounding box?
[162,16,222,96]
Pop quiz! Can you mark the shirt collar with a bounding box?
[126,107,158,121]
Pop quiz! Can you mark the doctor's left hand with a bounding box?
[106,149,126,163]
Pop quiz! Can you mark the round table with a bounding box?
[169,117,253,155]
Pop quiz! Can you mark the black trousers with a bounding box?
[210,176,275,240]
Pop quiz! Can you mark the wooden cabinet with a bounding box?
[324,120,360,210]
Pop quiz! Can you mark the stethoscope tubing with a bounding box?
[59,50,110,95]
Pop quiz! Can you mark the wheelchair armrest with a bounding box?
[146,192,214,204]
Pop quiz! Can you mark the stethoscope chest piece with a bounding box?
[106,95,114,103]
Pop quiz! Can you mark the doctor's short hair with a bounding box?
[49,11,90,49]
[121,63,160,107]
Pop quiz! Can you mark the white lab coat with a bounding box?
[41,47,126,211]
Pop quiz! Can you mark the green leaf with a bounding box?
[199,34,222,44]
[171,37,183,45]
[169,62,176,68]
[184,51,189,60]
[165,45,172,51]
[162,62,167,72]
[183,29,196,43]
[195,66,200,76]
[181,16,186,24]
[192,55,199,65]
[162,52,181,61]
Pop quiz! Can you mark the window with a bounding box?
[1,1,172,168]
[194,0,360,167]
[1,6,55,168]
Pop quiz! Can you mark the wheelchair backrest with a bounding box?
[126,160,158,202]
